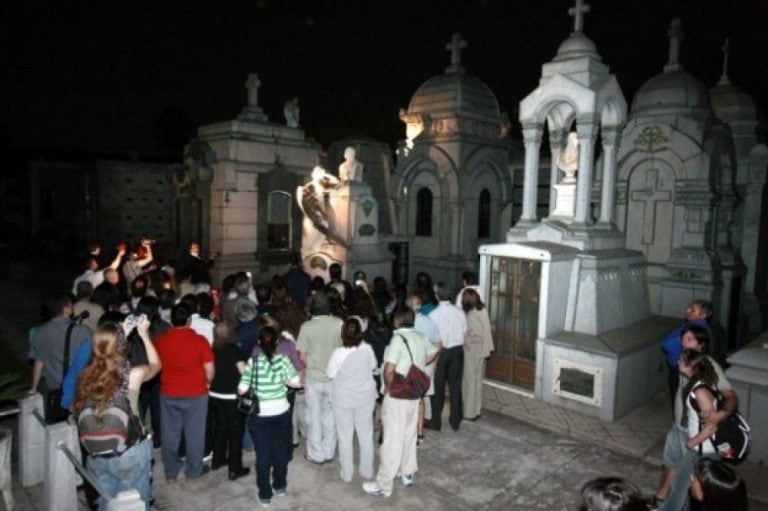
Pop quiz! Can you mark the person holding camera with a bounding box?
[123,237,155,287]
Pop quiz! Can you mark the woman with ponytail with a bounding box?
[239,326,301,507]
[72,316,161,510]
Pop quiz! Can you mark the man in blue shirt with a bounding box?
[660,299,712,407]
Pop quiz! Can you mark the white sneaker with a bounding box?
[362,481,390,497]
[401,473,414,487]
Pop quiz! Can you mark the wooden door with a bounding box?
[485,257,540,390]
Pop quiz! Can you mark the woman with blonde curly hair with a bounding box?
[72,316,160,510]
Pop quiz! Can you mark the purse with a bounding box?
[237,358,260,415]
[387,335,431,400]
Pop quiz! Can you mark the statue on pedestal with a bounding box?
[338,146,364,182]
[556,132,579,183]
[283,97,300,128]
[297,166,348,249]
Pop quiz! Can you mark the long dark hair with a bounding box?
[579,477,647,511]
[680,348,719,424]
[341,317,364,348]
[258,326,279,361]
[694,459,748,511]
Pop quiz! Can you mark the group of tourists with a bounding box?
[27,239,498,509]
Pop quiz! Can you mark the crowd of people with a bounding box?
[25,237,751,510]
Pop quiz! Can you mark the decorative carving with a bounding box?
[634,125,669,152]
[361,199,375,218]
[358,224,376,236]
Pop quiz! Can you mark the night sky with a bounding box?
[1,0,767,158]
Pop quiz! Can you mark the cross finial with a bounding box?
[718,38,731,85]
[568,0,591,34]
[664,18,683,72]
[245,73,262,107]
[445,33,467,70]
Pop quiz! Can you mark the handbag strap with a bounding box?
[62,322,75,382]
[249,357,258,395]
[397,334,415,364]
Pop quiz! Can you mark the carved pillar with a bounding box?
[520,125,543,223]
[573,122,597,226]
[549,130,565,215]
[598,128,619,225]
[450,201,463,255]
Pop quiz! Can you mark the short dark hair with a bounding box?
[45,292,73,318]
[353,270,367,282]
[680,324,710,353]
[308,290,331,316]
[341,317,364,347]
[196,293,214,317]
[170,303,192,327]
[329,263,342,280]
[255,283,272,304]
[180,293,199,314]
[392,307,415,328]
[136,296,161,322]
[579,477,646,511]
[461,271,477,285]
[692,299,714,322]
[233,272,251,296]
[75,281,94,300]
[130,276,149,299]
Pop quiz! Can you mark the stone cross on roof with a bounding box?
[664,18,683,72]
[568,0,591,34]
[718,38,731,85]
[245,73,262,107]
[445,33,467,72]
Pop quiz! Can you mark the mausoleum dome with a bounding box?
[407,71,501,119]
[553,33,600,62]
[710,81,757,124]
[631,70,711,115]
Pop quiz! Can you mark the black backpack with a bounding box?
[78,393,145,457]
[691,383,751,464]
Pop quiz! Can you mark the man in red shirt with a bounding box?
[156,304,215,481]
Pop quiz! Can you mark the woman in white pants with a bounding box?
[326,317,378,482]
[461,288,494,421]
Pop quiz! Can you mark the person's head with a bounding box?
[277,302,307,338]
[679,348,718,385]
[308,290,331,316]
[259,313,282,332]
[461,270,477,287]
[255,283,272,304]
[72,322,126,416]
[85,256,99,272]
[311,276,326,293]
[222,274,236,293]
[157,288,176,310]
[180,293,199,314]
[330,281,346,301]
[373,276,388,294]
[130,276,148,299]
[353,270,367,284]
[579,477,647,511]
[87,241,101,256]
[196,292,214,318]
[692,458,748,511]
[341,317,364,347]
[461,288,484,312]
[136,296,161,322]
[329,263,343,281]
[189,242,200,257]
[271,281,289,305]
[259,326,279,359]
[45,292,73,319]
[104,268,120,285]
[685,299,714,323]
[289,252,302,268]
[406,293,422,314]
[344,146,356,161]
[350,288,375,319]
[75,281,94,301]
[392,306,415,329]
[213,321,236,349]
[170,303,193,327]
[434,282,451,302]
[234,300,257,325]
[415,271,433,291]
[681,324,710,354]
[233,272,251,297]
[132,245,148,261]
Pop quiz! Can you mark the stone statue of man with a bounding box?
[338,146,364,182]
[556,132,579,183]
[284,97,300,128]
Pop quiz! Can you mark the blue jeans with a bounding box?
[660,426,720,511]
[247,411,291,501]
[86,438,152,511]
[160,395,209,479]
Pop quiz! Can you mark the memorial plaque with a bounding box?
[558,367,594,399]
[552,359,603,406]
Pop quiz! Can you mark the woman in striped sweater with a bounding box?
[238,326,301,507]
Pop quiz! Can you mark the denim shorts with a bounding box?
[87,437,152,510]
[662,424,687,469]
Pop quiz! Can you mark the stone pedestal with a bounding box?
[108,490,146,511]
[301,180,393,281]
[0,427,13,511]
[551,182,576,218]
[19,394,44,487]
[725,332,768,465]
[44,422,80,511]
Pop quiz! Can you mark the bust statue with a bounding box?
[338,146,364,182]
[556,132,579,184]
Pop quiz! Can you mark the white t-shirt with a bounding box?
[429,301,467,348]
[189,314,215,345]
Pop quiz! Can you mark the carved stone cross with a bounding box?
[719,38,731,84]
[245,74,261,107]
[630,170,672,245]
[568,0,591,34]
[445,33,467,67]
[665,18,683,71]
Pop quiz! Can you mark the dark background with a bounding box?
[1,0,766,158]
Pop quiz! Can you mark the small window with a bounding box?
[415,187,433,237]
[478,189,491,239]
[267,191,292,250]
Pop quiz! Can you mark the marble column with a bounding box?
[520,125,543,224]
[598,128,619,226]
[549,130,565,216]
[573,122,597,226]
[450,201,464,255]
